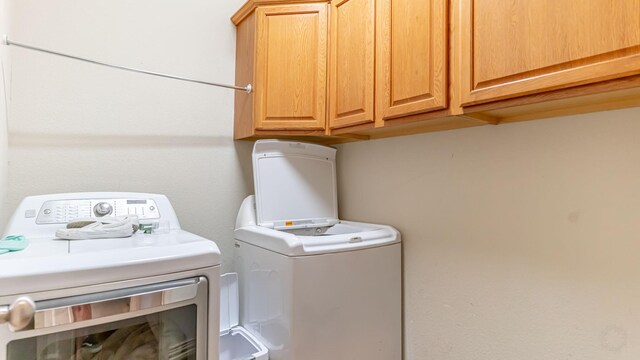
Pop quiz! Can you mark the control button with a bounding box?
[93,202,113,217]
[149,206,156,211]
[43,209,52,215]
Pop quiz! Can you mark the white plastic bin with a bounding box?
[220,273,268,360]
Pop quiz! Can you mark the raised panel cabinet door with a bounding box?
[459,0,640,106]
[329,0,376,129]
[255,4,328,130]
[376,0,447,122]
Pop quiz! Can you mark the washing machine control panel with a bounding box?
[35,198,160,224]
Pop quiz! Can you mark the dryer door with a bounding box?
[1,277,208,359]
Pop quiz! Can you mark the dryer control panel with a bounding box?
[5,192,181,237]
[35,198,160,224]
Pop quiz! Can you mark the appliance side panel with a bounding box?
[206,267,221,360]
[235,241,294,359]
[291,243,402,360]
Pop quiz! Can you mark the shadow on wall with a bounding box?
[9,132,235,148]
[8,131,257,198]
[234,140,254,196]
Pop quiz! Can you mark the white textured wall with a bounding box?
[7,0,252,269]
[337,107,640,360]
[0,0,9,233]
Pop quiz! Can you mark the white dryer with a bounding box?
[0,192,220,359]
[234,140,402,360]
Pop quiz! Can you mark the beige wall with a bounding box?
[0,0,9,231]
[6,0,253,269]
[337,107,640,360]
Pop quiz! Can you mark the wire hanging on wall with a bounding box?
[1,35,253,93]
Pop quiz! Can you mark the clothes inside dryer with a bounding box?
[8,305,196,360]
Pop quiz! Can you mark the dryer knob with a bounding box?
[0,296,36,331]
[94,202,113,217]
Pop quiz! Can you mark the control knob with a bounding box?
[93,202,113,217]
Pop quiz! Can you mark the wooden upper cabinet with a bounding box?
[376,0,448,122]
[234,0,640,141]
[254,4,328,130]
[459,0,640,106]
[329,0,376,129]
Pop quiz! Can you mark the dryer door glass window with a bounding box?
[7,305,197,359]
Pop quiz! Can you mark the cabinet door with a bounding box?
[459,0,640,106]
[255,4,328,130]
[376,0,447,122]
[329,0,375,129]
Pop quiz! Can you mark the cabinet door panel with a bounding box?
[376,0,447,121]
[459,0,640,105]
[329,0,375,129]
[255,4,328,130]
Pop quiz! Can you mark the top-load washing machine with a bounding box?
[234,140,402,360]
[0,192,220,359]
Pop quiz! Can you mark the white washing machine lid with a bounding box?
[235,195,401,256]
[235,221,400,256]
[252,140,339,230]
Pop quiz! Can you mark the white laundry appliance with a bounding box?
[0,192,220,359]
[234,140,402,360]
